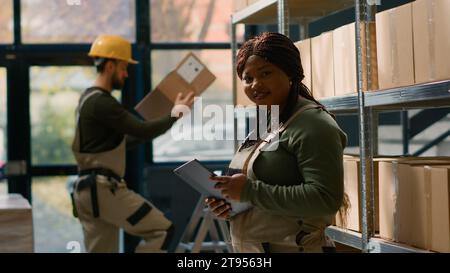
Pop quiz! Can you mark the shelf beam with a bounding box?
[320,80,450,113]
[326,227,435,253]
[365,80,450,109]
[232,0,354,24]
[325,226,363,250]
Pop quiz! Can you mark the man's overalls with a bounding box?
[71,90,173,253]
[227,104,337,253]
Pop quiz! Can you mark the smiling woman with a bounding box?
[206,32,348,253]
[241,55,291,110]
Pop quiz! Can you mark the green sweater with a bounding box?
[241,98,347,218]
[78,87,177,153]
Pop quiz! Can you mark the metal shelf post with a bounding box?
[277,0,289,36]
[355,0,377,252]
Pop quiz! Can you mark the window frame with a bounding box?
[148,2,233,165]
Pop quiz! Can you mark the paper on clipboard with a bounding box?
[173,159,252,217]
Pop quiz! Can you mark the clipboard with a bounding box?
[173,159,252,217]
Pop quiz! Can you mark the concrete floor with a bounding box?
[32,193,86,253]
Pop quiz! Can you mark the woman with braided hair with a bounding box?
[205,32,348,253]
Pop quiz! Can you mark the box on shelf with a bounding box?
[427,165,450,253]
[135,52,216,120]
[335,155,379,232]
[376,3,415,89]
[377,157,450,252]
[233,0,248,12]
[333,23,356,96]
[294,39,312,93]
[0,194,33,253]
[312,31,335,99]
[381,163,450,252]
[413,0,450,84]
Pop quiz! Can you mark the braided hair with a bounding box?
[236,32,347,219]
[236,32,331,123]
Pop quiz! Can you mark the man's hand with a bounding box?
[171,91,195,119]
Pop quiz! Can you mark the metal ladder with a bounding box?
[176,196,233,253]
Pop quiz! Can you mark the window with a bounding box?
[30,66,97,165]
[21,0,136,43]
[32,176,85,253]
[151,0,244,43]
[0,68,6,194]
[151,50,235,162]
[0,0,13,44]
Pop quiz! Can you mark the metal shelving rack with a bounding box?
[230,0,450,253]
[322,80,450,112]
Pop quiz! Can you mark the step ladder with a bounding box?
[176,196,233,253]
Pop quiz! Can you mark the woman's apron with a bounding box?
[228,104,336,253]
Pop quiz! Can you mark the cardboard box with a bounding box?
[135,52,216,120]
[0,194,33,253]
[428,165,450,252]
[312,31,335,99]
[413,0,450,84]
[376,3,415,89]
[377,157,450,245]
[336,156,450,235]
[333,23,357,96]
[335,155,379,232]
[294,39,312,93]
[233,0,248,12]
[384,164,450,252]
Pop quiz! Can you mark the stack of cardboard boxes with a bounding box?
[336,156,450,252]
[292,0,450,99]
[378,159,450,252]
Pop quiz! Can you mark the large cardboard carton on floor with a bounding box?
[413,0,450,84]
[376,3,415,89]
[0,194,33,253]
[135,52,216,120]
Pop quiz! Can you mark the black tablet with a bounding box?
[174,159,252,216]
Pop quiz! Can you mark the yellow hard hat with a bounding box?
[88,34,138,64]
